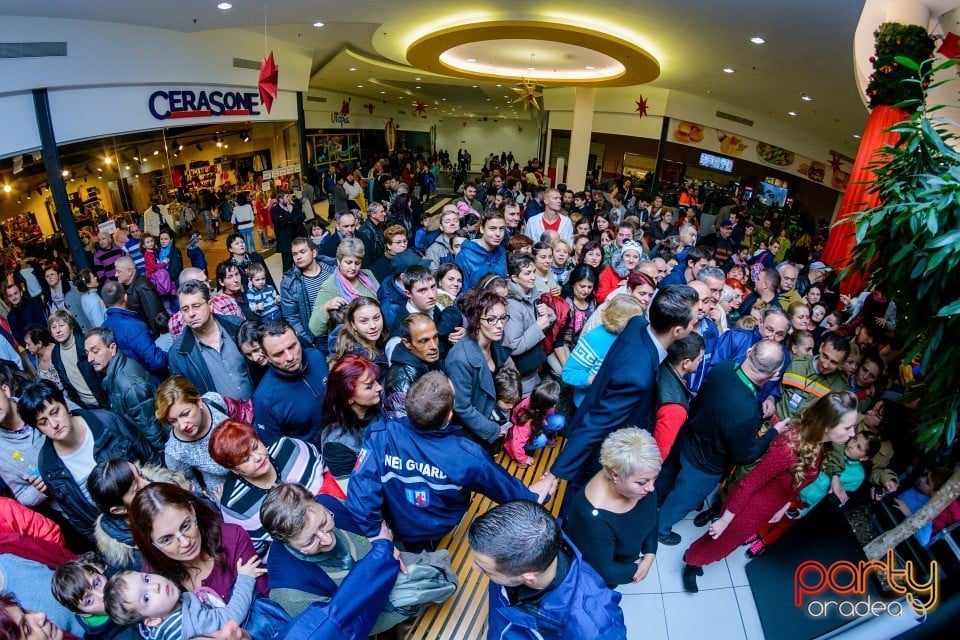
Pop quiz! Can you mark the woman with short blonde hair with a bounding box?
[563,428,661,588]
[310,237,380,338]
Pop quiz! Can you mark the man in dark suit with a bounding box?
[531,284,701,508]
[318,211,358,258]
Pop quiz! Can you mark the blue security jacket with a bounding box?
[710,326,791,402]
[346,417,535,542]
[280,538,399,640]
[486,537,626,640]
[455,240,507,291]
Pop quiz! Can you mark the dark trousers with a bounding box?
[655,447,723,537]
[280,251,293,273]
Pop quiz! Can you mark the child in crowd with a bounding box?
[245,262,281,321]
[309,221,329,252]
[842,343,861,377]
[504,379,565,467]
[893,467,954,546]
[141,233,161,278]
[550,238,573,286]
[52,552,138,640]
[491,366,523,438]
[104,557,265,640]
[787,330,814,358]
[450,230,470,260]
[186,232,208,278]
[810,302,828,326]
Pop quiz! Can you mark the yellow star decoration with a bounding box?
[511,79,543,111]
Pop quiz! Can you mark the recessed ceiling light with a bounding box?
[348,67,357,71]
[801,95,812,101]
[585,65,596,70]
[853,134,861,139]
[750,36,765,44]
[467,58,476,63]
[486,98,491,101]
[788,111,797,116]
[217,2,232,10]
[496,84,502,87]
[357,84,363,88]
[415,77,421,81]
[415,86,421,89]
[442,98,447,101]
[313,22,324,28]
[380,90,386,94]
[723,67,735,73]
[471,85,477,88]
[527,67,536,71]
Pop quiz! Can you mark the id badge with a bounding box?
[788,392,803,411]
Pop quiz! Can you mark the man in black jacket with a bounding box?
[84,326,166,457]
[18,379,158,542]
[115,256,167,338]
[4,281,47,347]
[655,339,788,546]
[383,314,444,418]
[356,202,387,268]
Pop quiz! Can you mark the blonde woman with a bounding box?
[308,238,379,339]
[681,391,858,592]
[563,428,661,588]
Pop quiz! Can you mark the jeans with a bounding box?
[238,226,257,253]
[655,448,723,536]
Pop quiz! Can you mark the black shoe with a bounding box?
[694,506,718,528]
[682,564,702,593]
[659,531,682,546]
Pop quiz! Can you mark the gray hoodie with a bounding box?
[0,424,48,507]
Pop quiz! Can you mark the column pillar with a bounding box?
[565,86,595,191]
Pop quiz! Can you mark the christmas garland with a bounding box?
[866,22,935,108]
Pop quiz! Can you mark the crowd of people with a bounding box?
[0,150,956,640]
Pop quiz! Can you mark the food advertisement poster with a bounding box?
[670,120,850,191]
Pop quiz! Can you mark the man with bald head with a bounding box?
[656,339,789,548]
[114,255,167,337]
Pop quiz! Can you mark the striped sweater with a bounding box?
[219,437,325,555]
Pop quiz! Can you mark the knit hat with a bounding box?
[620,240,643,257]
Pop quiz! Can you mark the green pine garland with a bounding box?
[866,22,935,108]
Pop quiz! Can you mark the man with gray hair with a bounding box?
[318,210,357,258]
[656,339,789,547]
[114,255,167,338]
[775,261,802,308]
[84,326,165,456]
[356,201,387,267]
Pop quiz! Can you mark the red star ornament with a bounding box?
[363,103,375,115]
[258,51,279,114]
[829,154,843,172]
[414,101,427,116]
[340,98,351,117]
[635,96,648,118]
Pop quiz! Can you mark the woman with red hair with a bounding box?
[319,355,383,489]
[209,419,342,555]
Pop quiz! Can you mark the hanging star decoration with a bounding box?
[828,153,843,172]
[363,103,375,115]
[258,51,279,114]
[340,98,351,117]
[480,116,490,123]
[634,95,649,118]
[511,79,543,111]
[414,101,427,117]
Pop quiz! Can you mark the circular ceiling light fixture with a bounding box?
[313,22,325,28]
[723,67,735,73]
[407,21,658,86]
[750,36,765,44]
[217,2,232,10]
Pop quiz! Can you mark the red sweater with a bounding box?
[596,266,622,304]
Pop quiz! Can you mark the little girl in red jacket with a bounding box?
[505,379,566,466]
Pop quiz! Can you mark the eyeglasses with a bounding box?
[153,516,197,549]
[482,315,510,326]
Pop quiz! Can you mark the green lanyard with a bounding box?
[734,364,758,394]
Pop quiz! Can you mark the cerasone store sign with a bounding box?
[148,88,264,120]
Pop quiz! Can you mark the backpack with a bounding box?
[387,550,458,612]
[207,397,255,425]
[149,268,176,296]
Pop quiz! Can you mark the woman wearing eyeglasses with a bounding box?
[444,289,517,445]
[130,482,268,602]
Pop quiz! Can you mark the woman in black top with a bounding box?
[564,427,660,588]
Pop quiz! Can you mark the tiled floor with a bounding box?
[617,511,766,640]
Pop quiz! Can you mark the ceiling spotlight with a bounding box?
[585,65,596,70]
[2,185,10,193]
[124,165,130,170]
[217,2,232,10]
[97,167,103,172]
[349,67,357,71]
[17,197,21,204]
[357,84,363,88]
[415,86,421,89]
[241,132,251,142]
[132,148,140,161]
[380,90,386,94]
[750,36,766,44]
[801,95,812,101]
[196,144,204,152]
[103,156,112,164]
[223,144,228,149]
[471,85,477,88]
[723,67,735,73]
[415,77,421,81]
[853,134,861,139]
[313,22,324,28]
[467,58,476,63]
[175,140,183,151]
[788,111,798,116]
[173,148,180,157]
[61,170,69,177]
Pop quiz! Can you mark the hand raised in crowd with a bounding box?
[529,473,557,505]
[761,398,776,419]
[236,555,267,580]
[324,296,349,312]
